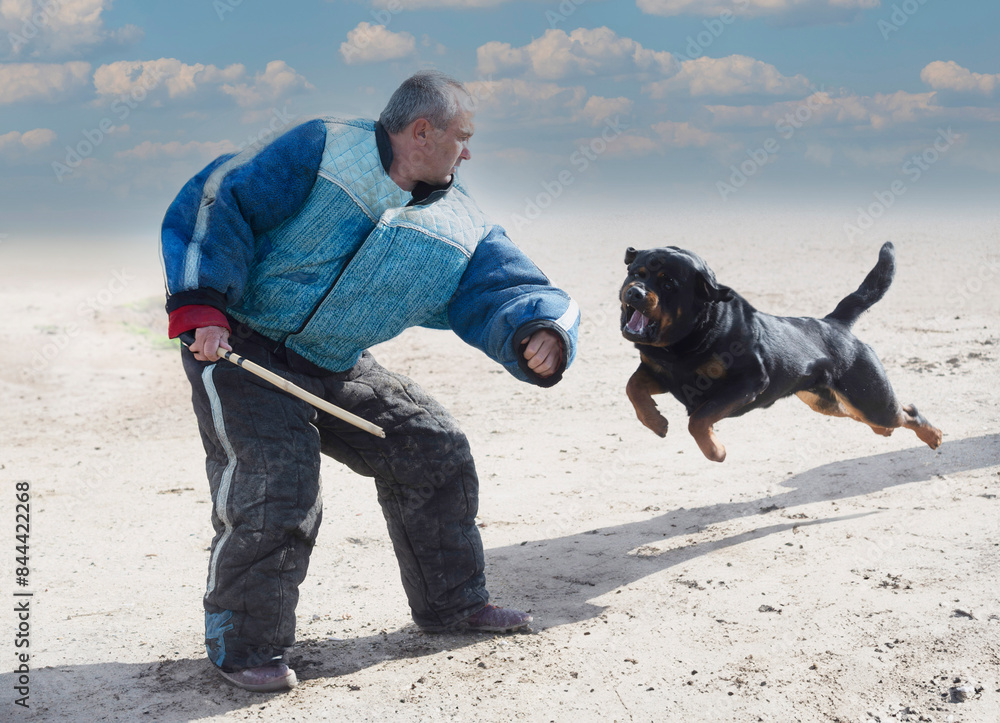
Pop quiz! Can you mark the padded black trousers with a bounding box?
[182,341,488,670]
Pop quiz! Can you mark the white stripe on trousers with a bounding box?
[203,365,238,595]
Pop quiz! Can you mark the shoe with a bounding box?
[214,662,298,693]
[454,604,533,633]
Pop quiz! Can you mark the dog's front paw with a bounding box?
[641,412,669,438]
[703,442,726,463]
[689,421,727,462]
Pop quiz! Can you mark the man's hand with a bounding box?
[188,325,232,362]
[521,329,562,378]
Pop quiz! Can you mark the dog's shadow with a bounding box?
[299,432,997,674]
[7,435,995,719]
[492,433,997,627]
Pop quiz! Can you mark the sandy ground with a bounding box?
[1,208,998,723]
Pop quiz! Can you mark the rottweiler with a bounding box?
[619,241,942,462]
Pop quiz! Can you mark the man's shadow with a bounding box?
[7,435,996,720]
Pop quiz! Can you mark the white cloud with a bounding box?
[651,120,719,147]
[704,90,940,131]
[339,22,416,65]
[644,55,811,97]
[637,0,880,23]
[0,127,56,155]
[580,95,634,126]
[466,78,644,130]
[921,61,998,95]
[465,78,588,124]
[93,58,244,100]
[370,0,540,7]
[220,60,313,107]
[0,131,17,151]
[840,142,925,168]
[0,61,90,104]
[421,34,447,55]
[19,126,56,149]
[114,139,239,161]
[92,58,310,111]
[477,27,678,80]
[595,121,724,159]
[599,133,662,157]
[1,0,142,59]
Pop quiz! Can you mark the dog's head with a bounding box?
[620,246,734,347]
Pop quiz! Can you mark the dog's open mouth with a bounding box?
[621,305,657,342]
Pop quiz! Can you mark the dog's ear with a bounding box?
[624,247,638,265]
[696,269,735,302]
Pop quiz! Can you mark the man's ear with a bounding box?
[412,118,432,143]
[624,247,638,265]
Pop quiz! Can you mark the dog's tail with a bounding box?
[825,241,896,328]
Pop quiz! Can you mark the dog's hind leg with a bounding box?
[900,403,943,449]
[798,387,896,436]
[828,346,942,449]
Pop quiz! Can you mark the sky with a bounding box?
[1,0,998,243]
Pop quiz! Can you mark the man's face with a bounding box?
[422,108,474,186]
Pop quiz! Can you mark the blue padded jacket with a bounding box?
[160,117,579,385]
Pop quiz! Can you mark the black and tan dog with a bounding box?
[620,242,942,462]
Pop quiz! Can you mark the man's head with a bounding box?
[380,70,475,189]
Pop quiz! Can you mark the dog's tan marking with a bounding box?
[639,352,670,377]
[796,389,942,449]
[697,357,727,381]
[626,366,669,437]
[643,302,672,339]
[796,390,848,416]
[688,419,727,462]
[902,403,943,448]
[687,386,766,463]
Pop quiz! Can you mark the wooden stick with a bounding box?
[180,334,385,438]
[219,349,386,438]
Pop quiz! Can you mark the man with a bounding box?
[160,70,580,693]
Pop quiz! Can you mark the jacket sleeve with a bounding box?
[447,226,580,387]
[159,118,328,315]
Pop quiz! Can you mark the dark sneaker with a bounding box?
[214,662,297,693]
[454,604,533,633]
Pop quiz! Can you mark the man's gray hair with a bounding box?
[379,70,472,134]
